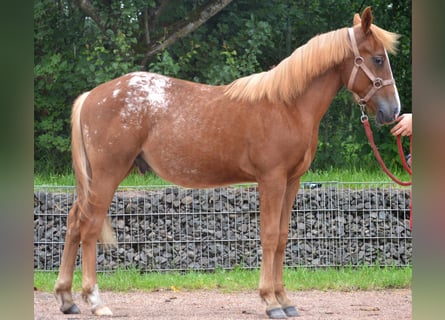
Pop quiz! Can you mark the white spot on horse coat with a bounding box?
[120,72,171,128]
[112,88,121,98]
[86,283,104,311]
[83,124,90,144]
[127,72,171,112]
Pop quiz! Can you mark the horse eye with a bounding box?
[373,56,384,66]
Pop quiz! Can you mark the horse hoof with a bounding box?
[93,305,113,316]
[61,304,80,314]
[266,307,288,319]
[283,306,299,317]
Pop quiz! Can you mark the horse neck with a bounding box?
[292,67,343,124]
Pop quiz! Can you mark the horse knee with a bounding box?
[261,229,280,248]
[278,232,289,248]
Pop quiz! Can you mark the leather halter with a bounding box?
[347,27,395,110]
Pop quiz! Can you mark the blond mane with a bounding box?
[224,24,399,105]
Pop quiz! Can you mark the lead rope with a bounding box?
[360,112,413,228]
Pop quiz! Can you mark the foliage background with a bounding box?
[34,0,411,174]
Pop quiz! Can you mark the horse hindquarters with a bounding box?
[55,89,131,315]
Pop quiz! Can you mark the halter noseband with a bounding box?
[347,27,395,115]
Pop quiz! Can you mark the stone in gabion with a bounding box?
[34,186,412,271]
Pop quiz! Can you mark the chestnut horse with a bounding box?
[55,7,400,319]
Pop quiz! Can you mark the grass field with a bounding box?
[34,167,411,186]
[34,266,411,293]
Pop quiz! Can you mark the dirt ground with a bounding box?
[34,288,411,320]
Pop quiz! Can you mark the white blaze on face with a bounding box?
[385,49,401,117]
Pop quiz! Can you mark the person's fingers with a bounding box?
[391,124,401,135]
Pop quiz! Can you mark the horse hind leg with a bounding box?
[54,194,115,316]
[78,168,131,316]
[54,202,82,314]
[79,214,113,315]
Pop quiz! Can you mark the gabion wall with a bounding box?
[34,182,412,272]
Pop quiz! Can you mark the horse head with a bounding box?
[344,6,401,125]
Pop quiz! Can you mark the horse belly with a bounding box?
[143,142,253,188]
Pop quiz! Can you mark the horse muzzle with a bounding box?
[375,100,400,125]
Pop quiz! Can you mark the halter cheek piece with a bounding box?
[346,27,395,120]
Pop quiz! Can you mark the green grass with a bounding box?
[34,171,170,187]
[302,167,410,183]
[34,266,411,293]
[34,167,410,187]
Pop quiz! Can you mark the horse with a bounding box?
[54,7,401,319]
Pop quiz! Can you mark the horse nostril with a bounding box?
[376,109,384,124]
[378,109,384,117]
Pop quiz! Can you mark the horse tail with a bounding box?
[71,91,91,207]
[71,92,117,247]
[71,91,117,248]
[101,218,116,248]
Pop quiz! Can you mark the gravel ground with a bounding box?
[34,288,411,319]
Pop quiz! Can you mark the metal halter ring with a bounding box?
[354,56,364,66]
[373,78,383,88]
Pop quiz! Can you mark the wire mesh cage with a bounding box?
[34,182,411,272]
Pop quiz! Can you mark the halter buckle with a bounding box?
[373,78,383,88]
[354,56,364,66]
[358,99,367,108]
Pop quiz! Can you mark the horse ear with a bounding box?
[361,6,373,34]
[353,13,361,25]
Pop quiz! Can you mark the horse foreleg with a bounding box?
[273,178,300,317]
[54,202,82,314]
[258,178,289,319]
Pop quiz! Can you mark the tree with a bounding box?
[73,0,233,67]
[34,0,411,174]
[34,0,235,172]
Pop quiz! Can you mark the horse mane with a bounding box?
[224,24,399,105]
[370,24,399,55]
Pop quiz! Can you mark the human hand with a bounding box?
[390,113,412,136]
